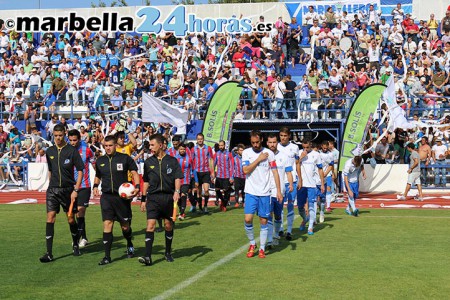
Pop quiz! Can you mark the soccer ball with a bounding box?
[119,183,135,199]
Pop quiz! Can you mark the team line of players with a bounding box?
[39,124,365,263]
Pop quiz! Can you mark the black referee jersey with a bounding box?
[46,143,84,188]
[143,154,183,195]
[95,152,138,194]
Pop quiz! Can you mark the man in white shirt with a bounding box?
[432,138,448,187]
[309,20,321,38]
[1,118,13,133]
[297,140,324,235]
[84,74,95,104]
[0,31,9,50]
[343,155,366,216]
[277,128,300,240]
[66,73,79,106]
[214,72,227,86]
[368,38,382,70]
[318,141,335,221]
[272,75,288,119]
[242,130,282,259]
[367,4,381,25]
[379,18,390,46]
[266,133,293,248]
[304,5,319,29]
[403,36,417,54]
[389,26,404,48]
[391,3,404,22]
[261,33,273,50]
[331,23,344,40]
[391,19,403,34]
[28,68,41,101]
[73,117,87,131]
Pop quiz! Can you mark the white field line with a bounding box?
[152,215,298,300]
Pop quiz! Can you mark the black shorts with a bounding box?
[189,177,196,189]
[180,184,190,195]
[197,172,211,185]
[215,178,231,190]
[146,193,174,220]
[46,187,75,214]
[100,193,132,223]
[234,177,245,192]
[76,188,91,207]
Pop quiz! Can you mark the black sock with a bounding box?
[204,196,209,208]
[197,195,203,210]
[165,230,173,255]
[188,193,196,207]
[122,227,133,247]
[216,190,223,202]
[69,222,79,246]
[145,231,154,257]
[103,232,113,258]
[158,218,163,229]
[224,190,231,207]
[180,195,187,214]
[46,222,54,255]
[77,217,86,240]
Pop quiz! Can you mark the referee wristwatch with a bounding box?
[73,187,80,192]
[175,189,181,194]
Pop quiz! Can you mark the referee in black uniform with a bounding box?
[139,134,183,266]
[39,124,84,263]
[93,135,140,265]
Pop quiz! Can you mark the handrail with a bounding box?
[1,94,449,122]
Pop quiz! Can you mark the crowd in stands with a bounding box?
[0,3,449,186]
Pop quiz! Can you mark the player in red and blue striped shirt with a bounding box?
[167,135,192,158]
[175,143,197,220]
[214,140,235,211]
[192,133,214,213]
[68,129,95,248]
[233,144,246,207]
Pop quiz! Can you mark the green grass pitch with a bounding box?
[1,205,450,299]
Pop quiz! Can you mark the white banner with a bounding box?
[286,0,380,25]
[142,93,189,129]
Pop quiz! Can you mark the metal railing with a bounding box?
[1,93,449,124]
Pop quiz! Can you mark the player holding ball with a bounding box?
[93,135,140,265]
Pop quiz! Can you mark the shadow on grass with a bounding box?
[136,245,213,265]
[267,216,342,255]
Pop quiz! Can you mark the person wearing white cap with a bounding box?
[29,68,41,101]
[431,138,448,187]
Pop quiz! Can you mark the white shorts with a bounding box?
[407,172,421,185]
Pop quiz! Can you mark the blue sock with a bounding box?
[298,207,307,223]
[244,222,255,245]
[274,218,282,238]
[279,209,284,232]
